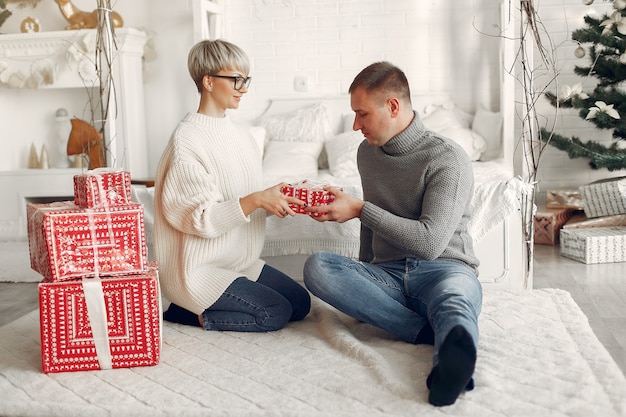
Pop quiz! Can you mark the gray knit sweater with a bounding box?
[358,111,479,274]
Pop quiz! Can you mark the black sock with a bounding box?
[163,303,202,327]
[415,323,435,345]
[426,325,476,407]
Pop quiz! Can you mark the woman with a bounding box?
[154,39,310,332]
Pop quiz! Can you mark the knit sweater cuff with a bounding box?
[360,202,385,229]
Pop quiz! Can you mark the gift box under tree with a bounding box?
[563,212,626,230]
[579,176,626,218]
[560,226,626,264]
[533,206,577,245]
[546,189,584,210]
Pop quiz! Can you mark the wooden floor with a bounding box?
[1,244,625,376]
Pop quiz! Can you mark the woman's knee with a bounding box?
[290,286,311,322]
[259,298,293,331]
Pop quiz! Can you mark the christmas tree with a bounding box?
[542,0,626,171]
[0,0,12,31]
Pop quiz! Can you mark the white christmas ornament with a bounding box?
[615,0,626,11]
[574,45,586,58]
[620,52,626,64]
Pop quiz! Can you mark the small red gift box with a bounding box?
[534,206,576,245]
[27,201,148,282]
[282,182,336,217]
[39,266,161,373]
[74,169,132,209]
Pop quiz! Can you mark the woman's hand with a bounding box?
[304,186,364,223]
[239,182,306,218]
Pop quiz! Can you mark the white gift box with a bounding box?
[579,176,626,218]
[560,226,626,264]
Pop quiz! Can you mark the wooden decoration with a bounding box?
[54,0,123,30]
[66,118,105,170]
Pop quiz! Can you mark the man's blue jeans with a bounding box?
[303,252,482,364]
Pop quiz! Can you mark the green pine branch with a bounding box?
[540,128,626,171]
[0,8,11,31]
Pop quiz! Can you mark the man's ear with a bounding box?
[388,98,401,117]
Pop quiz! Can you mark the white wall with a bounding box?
[222,0,502,121]
[2,0,623,192]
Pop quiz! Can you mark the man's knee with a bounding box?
[303,252,332,294]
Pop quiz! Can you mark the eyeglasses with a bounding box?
[208,74,252,90]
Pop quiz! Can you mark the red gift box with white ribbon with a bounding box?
[27,201,148,282]
[73,169,132,209]
[281,181,336,217]
[38,265,161,373]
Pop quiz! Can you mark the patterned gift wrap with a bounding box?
[38,267,161,373]
[579,176,626,218]
[27,201,147,282]
[563,212,626,230]
[560,226,626,264]
[281,182,336,217]
[74,169,132,209]
[546,189,584,210]
[533,206,576,245]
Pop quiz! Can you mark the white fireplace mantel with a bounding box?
[0,27,149,176]
[0,28,148,240]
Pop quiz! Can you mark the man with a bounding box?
[303,61,481,407]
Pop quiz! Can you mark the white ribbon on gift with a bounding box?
[89,168,129,206]
[81,179,116,371]
[82,276,113,370]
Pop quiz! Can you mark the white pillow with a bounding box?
[262,140,323,182]
[422,106,486,161]
[325,130,364,177]
[342,112,355,132]
[472,107,503,161]
[260,102,332,144]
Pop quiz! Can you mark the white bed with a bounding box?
[253,94,527,290]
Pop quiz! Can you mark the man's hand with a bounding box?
[305,186,364,223]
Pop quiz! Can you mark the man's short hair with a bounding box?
[348,61,411,104]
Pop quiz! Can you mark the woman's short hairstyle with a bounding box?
[188,39,250,93]
[348,61,411,105]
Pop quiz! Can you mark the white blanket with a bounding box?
[262,160,522,257]
[1,289,624,417]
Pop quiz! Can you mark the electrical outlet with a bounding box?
[294,75,310,92]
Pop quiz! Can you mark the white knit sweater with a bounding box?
[154,112,266,314]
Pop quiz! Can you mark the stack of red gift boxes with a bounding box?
[27,169,161,373]
[281,181,336,217]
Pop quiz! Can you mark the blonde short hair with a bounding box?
[188,39,250,93]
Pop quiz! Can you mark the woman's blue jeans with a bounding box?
[303,252,482,364]
[201,264,311,332]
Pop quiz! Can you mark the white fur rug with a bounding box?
[0,289,624,417]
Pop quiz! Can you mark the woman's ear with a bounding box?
[202,74,213,92]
